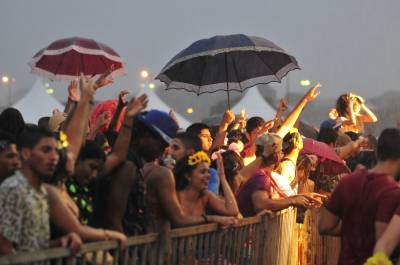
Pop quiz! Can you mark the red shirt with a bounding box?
[236,169,271,217]
[326,169,400,265]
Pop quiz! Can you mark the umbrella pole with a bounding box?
[226,86,231,109]
[224,53,231,109]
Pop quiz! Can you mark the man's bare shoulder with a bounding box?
[147,165,174,184]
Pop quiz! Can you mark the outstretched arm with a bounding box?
[104,94,148,174]
[108,90,128,132]
[211,109,235,152]
[276,83,321,139]
[360,102,378,123]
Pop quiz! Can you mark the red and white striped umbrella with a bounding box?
[29,37,125,81]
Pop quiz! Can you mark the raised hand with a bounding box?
[94,68,114,89]
[222,109,235,127]
[95,112,112,130]
[278,98,289,112]
[68,81,80,102]
[305,83,321,102]
[125,94,149,118]
[216,152,226,181]
[259,119,275,135]
[79,73,96,99]
[118,90,129,107]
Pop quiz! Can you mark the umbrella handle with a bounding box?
[227,89,231,109]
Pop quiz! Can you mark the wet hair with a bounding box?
[347,150,377,171]
[227,130,244,145]
[0,108,25,136]
[175,132,202,152]
[345,131,360,141]
[78,140,106,162]
[186,123,211,136]
[317,127,339,145]
[222,150,244,185]
[17,125,54,150]
[296,155,314,184]
[377,128,400,161]
[0,130,16,152]
[173,155,200,191]
[246,116,265,133]
[283,130,302,155]
[38,116,50,129]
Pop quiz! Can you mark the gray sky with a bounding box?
[1,0,400,108]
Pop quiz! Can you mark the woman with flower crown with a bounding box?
[173,151,240,219]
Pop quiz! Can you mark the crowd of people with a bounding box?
[0,72,400,265]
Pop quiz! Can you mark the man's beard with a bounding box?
[261,154,280,170]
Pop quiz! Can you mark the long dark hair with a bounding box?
[173,155,199,191]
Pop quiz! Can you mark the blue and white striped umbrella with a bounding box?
[156,34,300,106]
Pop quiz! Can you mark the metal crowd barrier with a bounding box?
[0,208,341,265]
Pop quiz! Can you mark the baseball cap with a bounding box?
[320,119,342,130]
[256,133,283,157]
[137,110,179,144]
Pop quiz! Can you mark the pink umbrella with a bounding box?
[29,37,125,81]
[301,137,343,164]
[90,99,126,133]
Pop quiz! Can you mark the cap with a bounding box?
[256,133,283,157]
[137,110,179,144]
[48,111,67,132]
[320,119,342,130]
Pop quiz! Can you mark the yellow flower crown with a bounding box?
[57,131,69,150]
[187,151,211,166]
[364,252,392,265]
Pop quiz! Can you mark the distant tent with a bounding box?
[13,78,64,124]
[137,88,191,129]
[232,87,277,120]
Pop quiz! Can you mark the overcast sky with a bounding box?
[0,0,399,108]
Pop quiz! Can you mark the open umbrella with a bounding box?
[29,37,125,81]
[156,34,299,108]
[301,138,343,164]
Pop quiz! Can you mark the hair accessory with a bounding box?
[187,151,211,166]
[57,131,69,150]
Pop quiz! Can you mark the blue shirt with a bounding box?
[208,168,220,194]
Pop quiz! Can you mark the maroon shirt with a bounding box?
[326,169,400,265]
[236,169,271,217]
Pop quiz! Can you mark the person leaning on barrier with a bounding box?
[174,151,239,220]
[235,133,323,217]
[0,126,81,255]
[96,110,237,236]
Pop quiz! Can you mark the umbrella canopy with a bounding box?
[156,34,299,107]
[29,37,125,81]
[301,138,343,164]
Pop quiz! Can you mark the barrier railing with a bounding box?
[0,208,340,265]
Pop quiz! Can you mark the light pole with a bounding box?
[2,75,11,107]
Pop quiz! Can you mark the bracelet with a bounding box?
[202,214,209,223]
[122,122,133,130]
